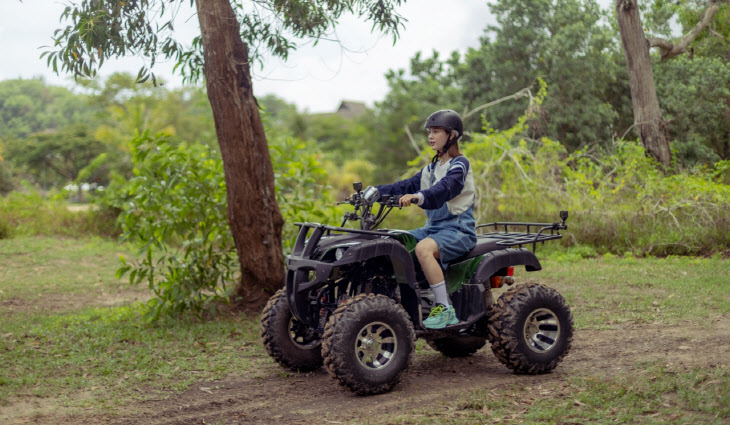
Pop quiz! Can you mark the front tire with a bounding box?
[322,294,415,395]
[488,282,573,374]
[260,289,323,372]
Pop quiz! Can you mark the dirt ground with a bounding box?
[8,314,729,425]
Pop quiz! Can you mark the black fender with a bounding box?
[468,248,542,286]
[334,238,422,323]
[335,238,417,288]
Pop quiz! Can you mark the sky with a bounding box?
[0,0,497,113]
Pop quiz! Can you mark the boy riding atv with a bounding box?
[260,111,573,395]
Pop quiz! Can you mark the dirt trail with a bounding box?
[23,316,727,425]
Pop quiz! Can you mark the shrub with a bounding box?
[461,122,730,256]
[111,131,335,321]
[114,132,237,321]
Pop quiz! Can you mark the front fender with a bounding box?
[469,248,542,285]
[336,238,417,288]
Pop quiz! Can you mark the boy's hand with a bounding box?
[399,194,420,207]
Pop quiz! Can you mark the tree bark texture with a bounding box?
[195,0,284,301]
[615,0,672,167]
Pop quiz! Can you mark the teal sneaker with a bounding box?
[423,304,458,329]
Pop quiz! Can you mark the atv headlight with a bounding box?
[335,247,346,261]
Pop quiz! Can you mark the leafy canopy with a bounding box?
[44,0,407,84]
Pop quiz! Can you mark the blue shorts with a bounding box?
[409,219,477,269]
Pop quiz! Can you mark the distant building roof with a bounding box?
[335,100,367,119]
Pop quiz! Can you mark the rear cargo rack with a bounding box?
[476,220,566,253]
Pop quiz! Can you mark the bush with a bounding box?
[110,131,336,321]
[113,133,237,321]
[460,119,730,256]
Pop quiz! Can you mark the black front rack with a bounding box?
[476,218,567,253]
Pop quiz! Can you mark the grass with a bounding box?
[1,237,729,423]
[0,237,270,413]
[0,304,265,410]
[534,247,730,329]
[390,364,730,424]
[0,237,130,303]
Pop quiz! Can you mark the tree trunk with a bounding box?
[615,0,672,167]
[195,0,284,303]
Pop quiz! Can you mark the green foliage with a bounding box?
[108,131,335,320]
[113,133,237,321]
[654,56,730,165]
[0,159,13,195]
[460,96,730,256]
[0,187,99,237]
[371,50,464,179]
[304,113,371,159]
[0,217,12,240]
[0,78,94,139]
[459,0,623,150]
[269,135,338,254]
[46,0,406,84]
[5,125,108,193]
[82,73,216,149]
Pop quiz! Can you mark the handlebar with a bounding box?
[338,185,401,230]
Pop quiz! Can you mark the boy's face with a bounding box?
[427,127,450,152]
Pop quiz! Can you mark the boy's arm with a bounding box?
[375,169,423,198]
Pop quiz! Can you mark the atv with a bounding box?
[260,183,573,395]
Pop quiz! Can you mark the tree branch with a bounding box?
[462,87,532,120]
[403,124,431,166]
[648,0,721,60]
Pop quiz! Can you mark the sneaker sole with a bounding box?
[424,319,459,329]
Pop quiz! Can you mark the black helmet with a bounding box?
[424,110,463,139]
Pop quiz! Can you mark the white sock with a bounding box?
[430,281,450,307]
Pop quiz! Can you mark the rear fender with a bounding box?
[469,248,542,285]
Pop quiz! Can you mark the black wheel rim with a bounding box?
[288,318,320,349]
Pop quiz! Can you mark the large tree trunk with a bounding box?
[195,0,284,302]
[615,0,672,167]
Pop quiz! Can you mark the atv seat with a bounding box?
[451,237,501,263]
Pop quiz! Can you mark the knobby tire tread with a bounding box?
[260,288,323,372]
[487,282,573,374]
[321,294,415,395]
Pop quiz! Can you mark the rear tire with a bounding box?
[260,289,323,372]
[488,282,573,374]
[322,294,415,395]
[426,335,487,357]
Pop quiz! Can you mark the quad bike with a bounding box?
[260,183,574,395]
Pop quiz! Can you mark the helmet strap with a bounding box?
[432,132,456,164]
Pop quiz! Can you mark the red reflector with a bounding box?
[490,276,503,288]
[507,266,514,276]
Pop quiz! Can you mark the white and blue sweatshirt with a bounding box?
[376,156,475,221]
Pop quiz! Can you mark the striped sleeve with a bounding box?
[375,168,423,199]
